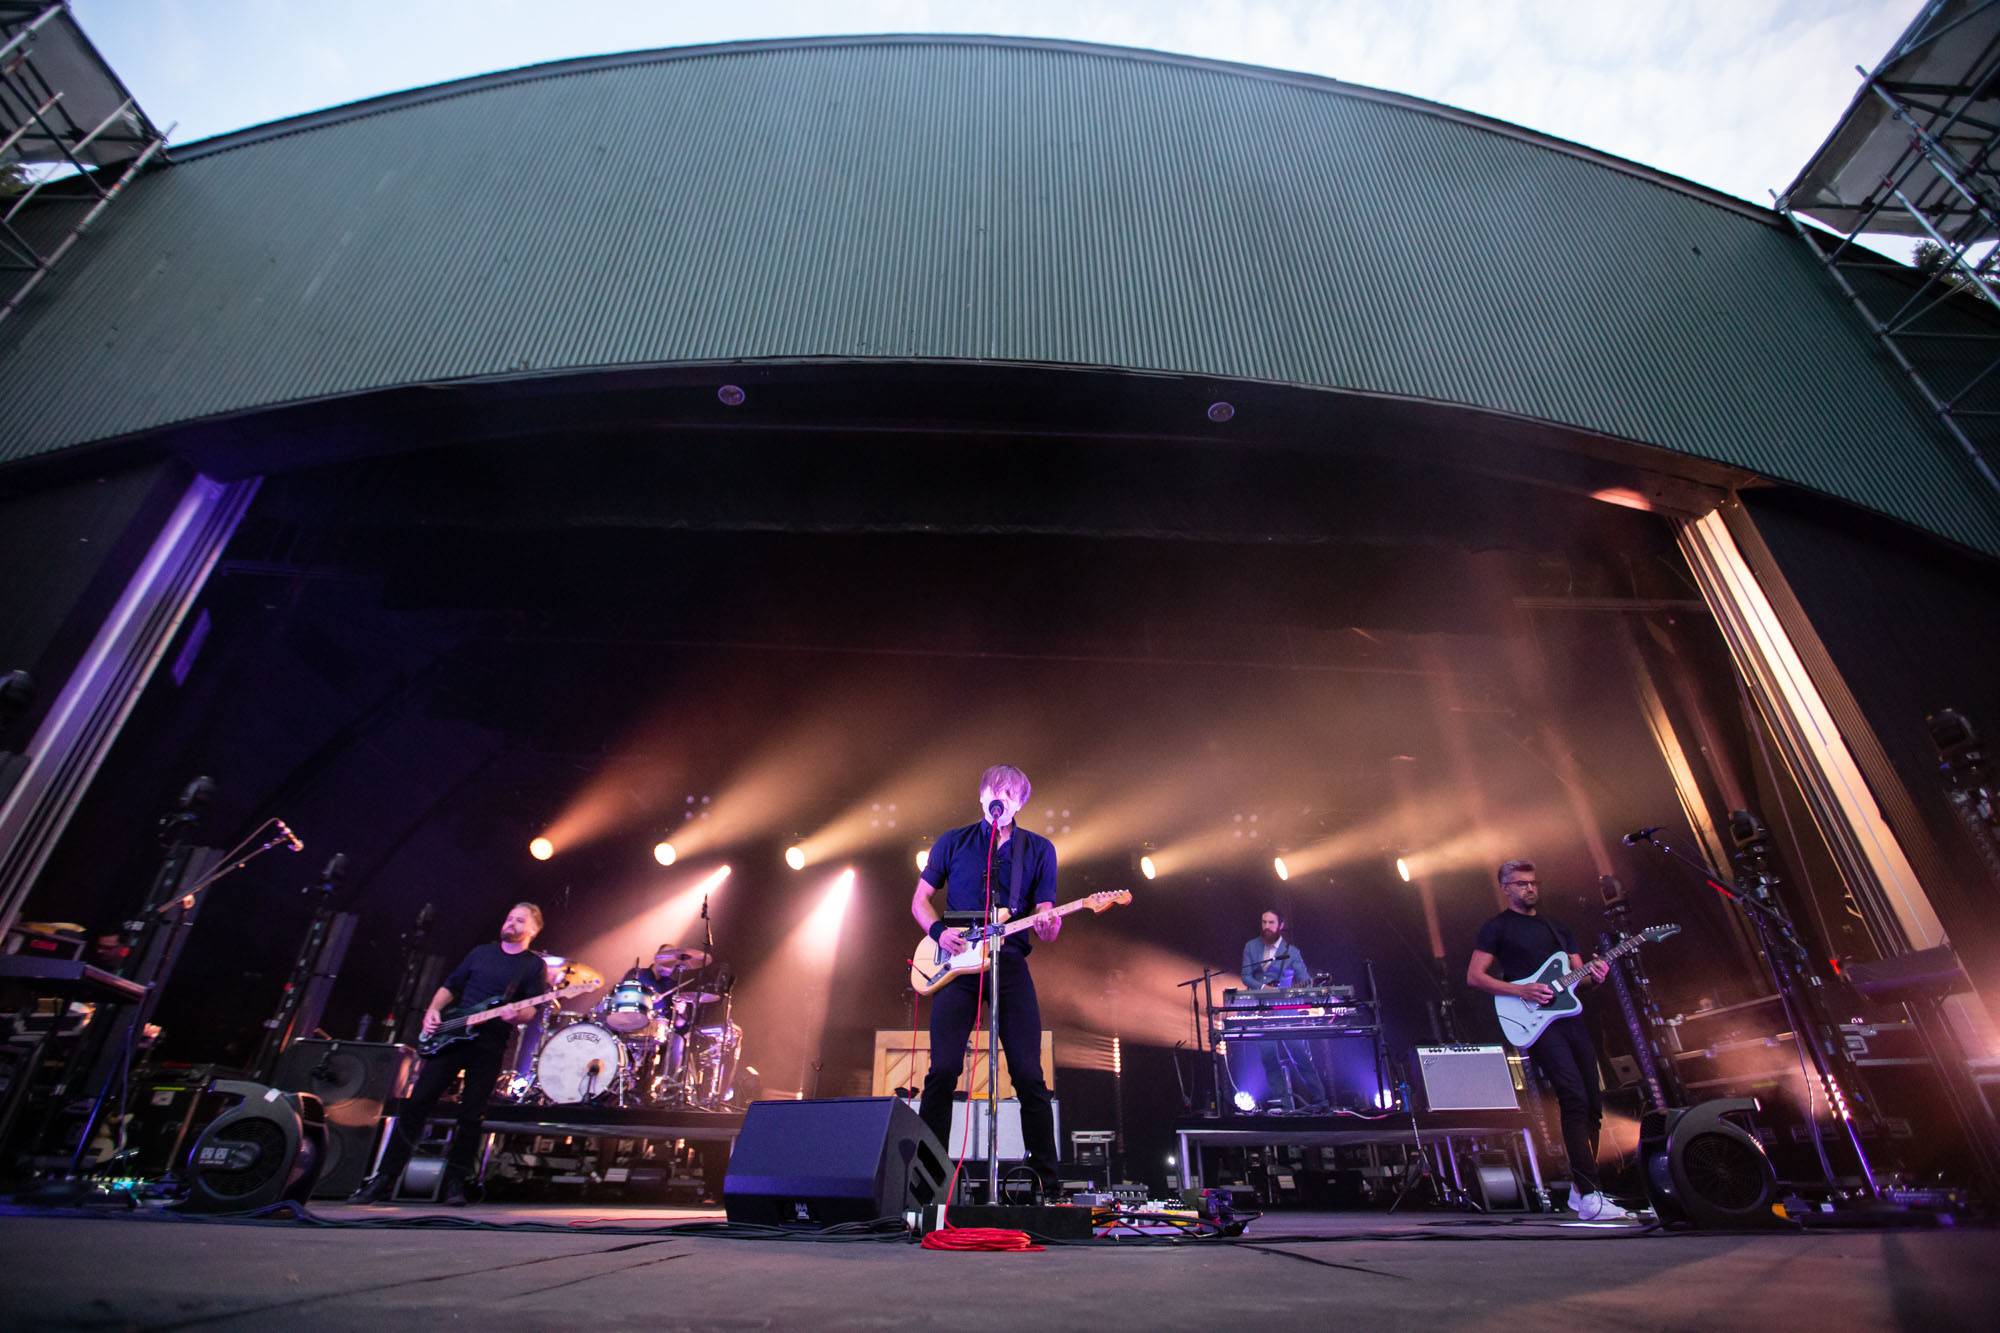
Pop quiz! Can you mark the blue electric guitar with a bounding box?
[1492,924,1679,1048]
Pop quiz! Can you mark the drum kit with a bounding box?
[500,943,743,1110]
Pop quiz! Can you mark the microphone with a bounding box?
[276,819,304,852]
[1620,827,1662,847]
[988,799,1005,818]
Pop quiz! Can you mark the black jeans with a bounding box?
[376,1036,506,1184]
[1528,1017,1603,1195]
[918,948,1058,1179]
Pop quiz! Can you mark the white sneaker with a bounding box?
[1572,1192,1635,1221]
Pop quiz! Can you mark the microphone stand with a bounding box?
[985,810,1003,1206]
[1176,967,1230,1118]
[1626,829,1880,1200]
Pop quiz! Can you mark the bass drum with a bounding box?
[533,1020,630,1103]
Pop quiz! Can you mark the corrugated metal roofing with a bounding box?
[2,35,1996,554]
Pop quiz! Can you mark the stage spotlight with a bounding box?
[915,848,929,872]
[1139,854,1157,881]
[785,845,807,871]
[1233,1090,1258,1113]
[653,841,678,867]
[1395,856,1411,882]
[1375,1087,1396,1109]
[529,836,554,861]
[1273,856,1289,882]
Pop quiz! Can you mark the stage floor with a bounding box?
[2,1201,1995,1330]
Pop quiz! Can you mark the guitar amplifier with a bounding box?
[1412,1045,1521,1112]
[901,1098,1059,1160]
[274,1040,415,1198]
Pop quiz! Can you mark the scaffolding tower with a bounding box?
[0,1,165,325]
[1778,0,2000,503]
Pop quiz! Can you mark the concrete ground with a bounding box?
[2,1202,1996,1331]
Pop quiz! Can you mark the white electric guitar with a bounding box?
[909,890,1132,995]
[1492,923,1680,1048]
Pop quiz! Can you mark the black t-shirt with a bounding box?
[1473,910,1578,983]
[442,943,546,1044]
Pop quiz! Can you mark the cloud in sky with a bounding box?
[75,0,1915,206]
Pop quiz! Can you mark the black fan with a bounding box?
[177,1080,326,1213]
[1640,1098,1779,1229]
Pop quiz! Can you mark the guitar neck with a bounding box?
[439,987,557,1034]
[1557,934,1645,989]
[977,897,1094,942]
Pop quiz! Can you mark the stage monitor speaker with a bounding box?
[274,1039,415,1198]
[724,1096,949,1228]
[1413,1045,1520,1112]
[1639,1098,1778,1230]
[177,1080,326,1213]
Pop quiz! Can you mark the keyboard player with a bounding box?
[1238,909,1329,1113]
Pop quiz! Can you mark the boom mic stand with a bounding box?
[1175,967,1229,1118]
[1626,821,1880,1201]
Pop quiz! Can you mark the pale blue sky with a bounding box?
[72,0,1915,206]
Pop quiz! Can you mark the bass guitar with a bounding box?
[417,978,602,1057]
[1492,923,1680,1049]
[909,890,1133,996]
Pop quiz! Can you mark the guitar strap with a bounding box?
[1010,828,1029,914]
[1540,917,1569,964]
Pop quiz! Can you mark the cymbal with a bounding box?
[653,944,711,971]
[548,961,605,1001]
[675,990,724,1005]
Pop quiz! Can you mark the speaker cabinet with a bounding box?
[177,1080,326,1213]
[274,1040,415,1198]
[724,1096,949,1227]
[1640,1098,1779,1230]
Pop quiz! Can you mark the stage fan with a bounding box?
[1639,1098,1779,1229]
[177,1080,327,1213]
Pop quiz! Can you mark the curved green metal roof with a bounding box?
[2,34,1996,553]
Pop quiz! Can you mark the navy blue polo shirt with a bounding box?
[922,820,1057,954]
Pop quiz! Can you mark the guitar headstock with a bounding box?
[1639,923,1682,943]
[1086,890,1134,913]
[558,979,604,999]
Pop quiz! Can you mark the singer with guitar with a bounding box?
[1466,860,1633,1222]
[348,901,551,1206]
[910,764,1061,1191]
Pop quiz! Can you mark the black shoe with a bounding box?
[346,1174,396,1205]
[439,1177,472,1207]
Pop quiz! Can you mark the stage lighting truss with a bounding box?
[1778,0,2000,501]
[0,3,169,324]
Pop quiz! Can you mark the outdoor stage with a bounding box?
[2,1202,1995,1330]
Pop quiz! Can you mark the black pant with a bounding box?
[1528,1018,1603,1195]
[918,949,1057,1179]
[376,1037,506,1185]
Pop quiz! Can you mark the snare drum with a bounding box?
[532,1020,630,1103]
[598,969,662,1033]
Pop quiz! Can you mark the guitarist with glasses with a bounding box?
[1466,860,1632,1222]
[349,901,550,1206]
[910,764,1061,1192]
